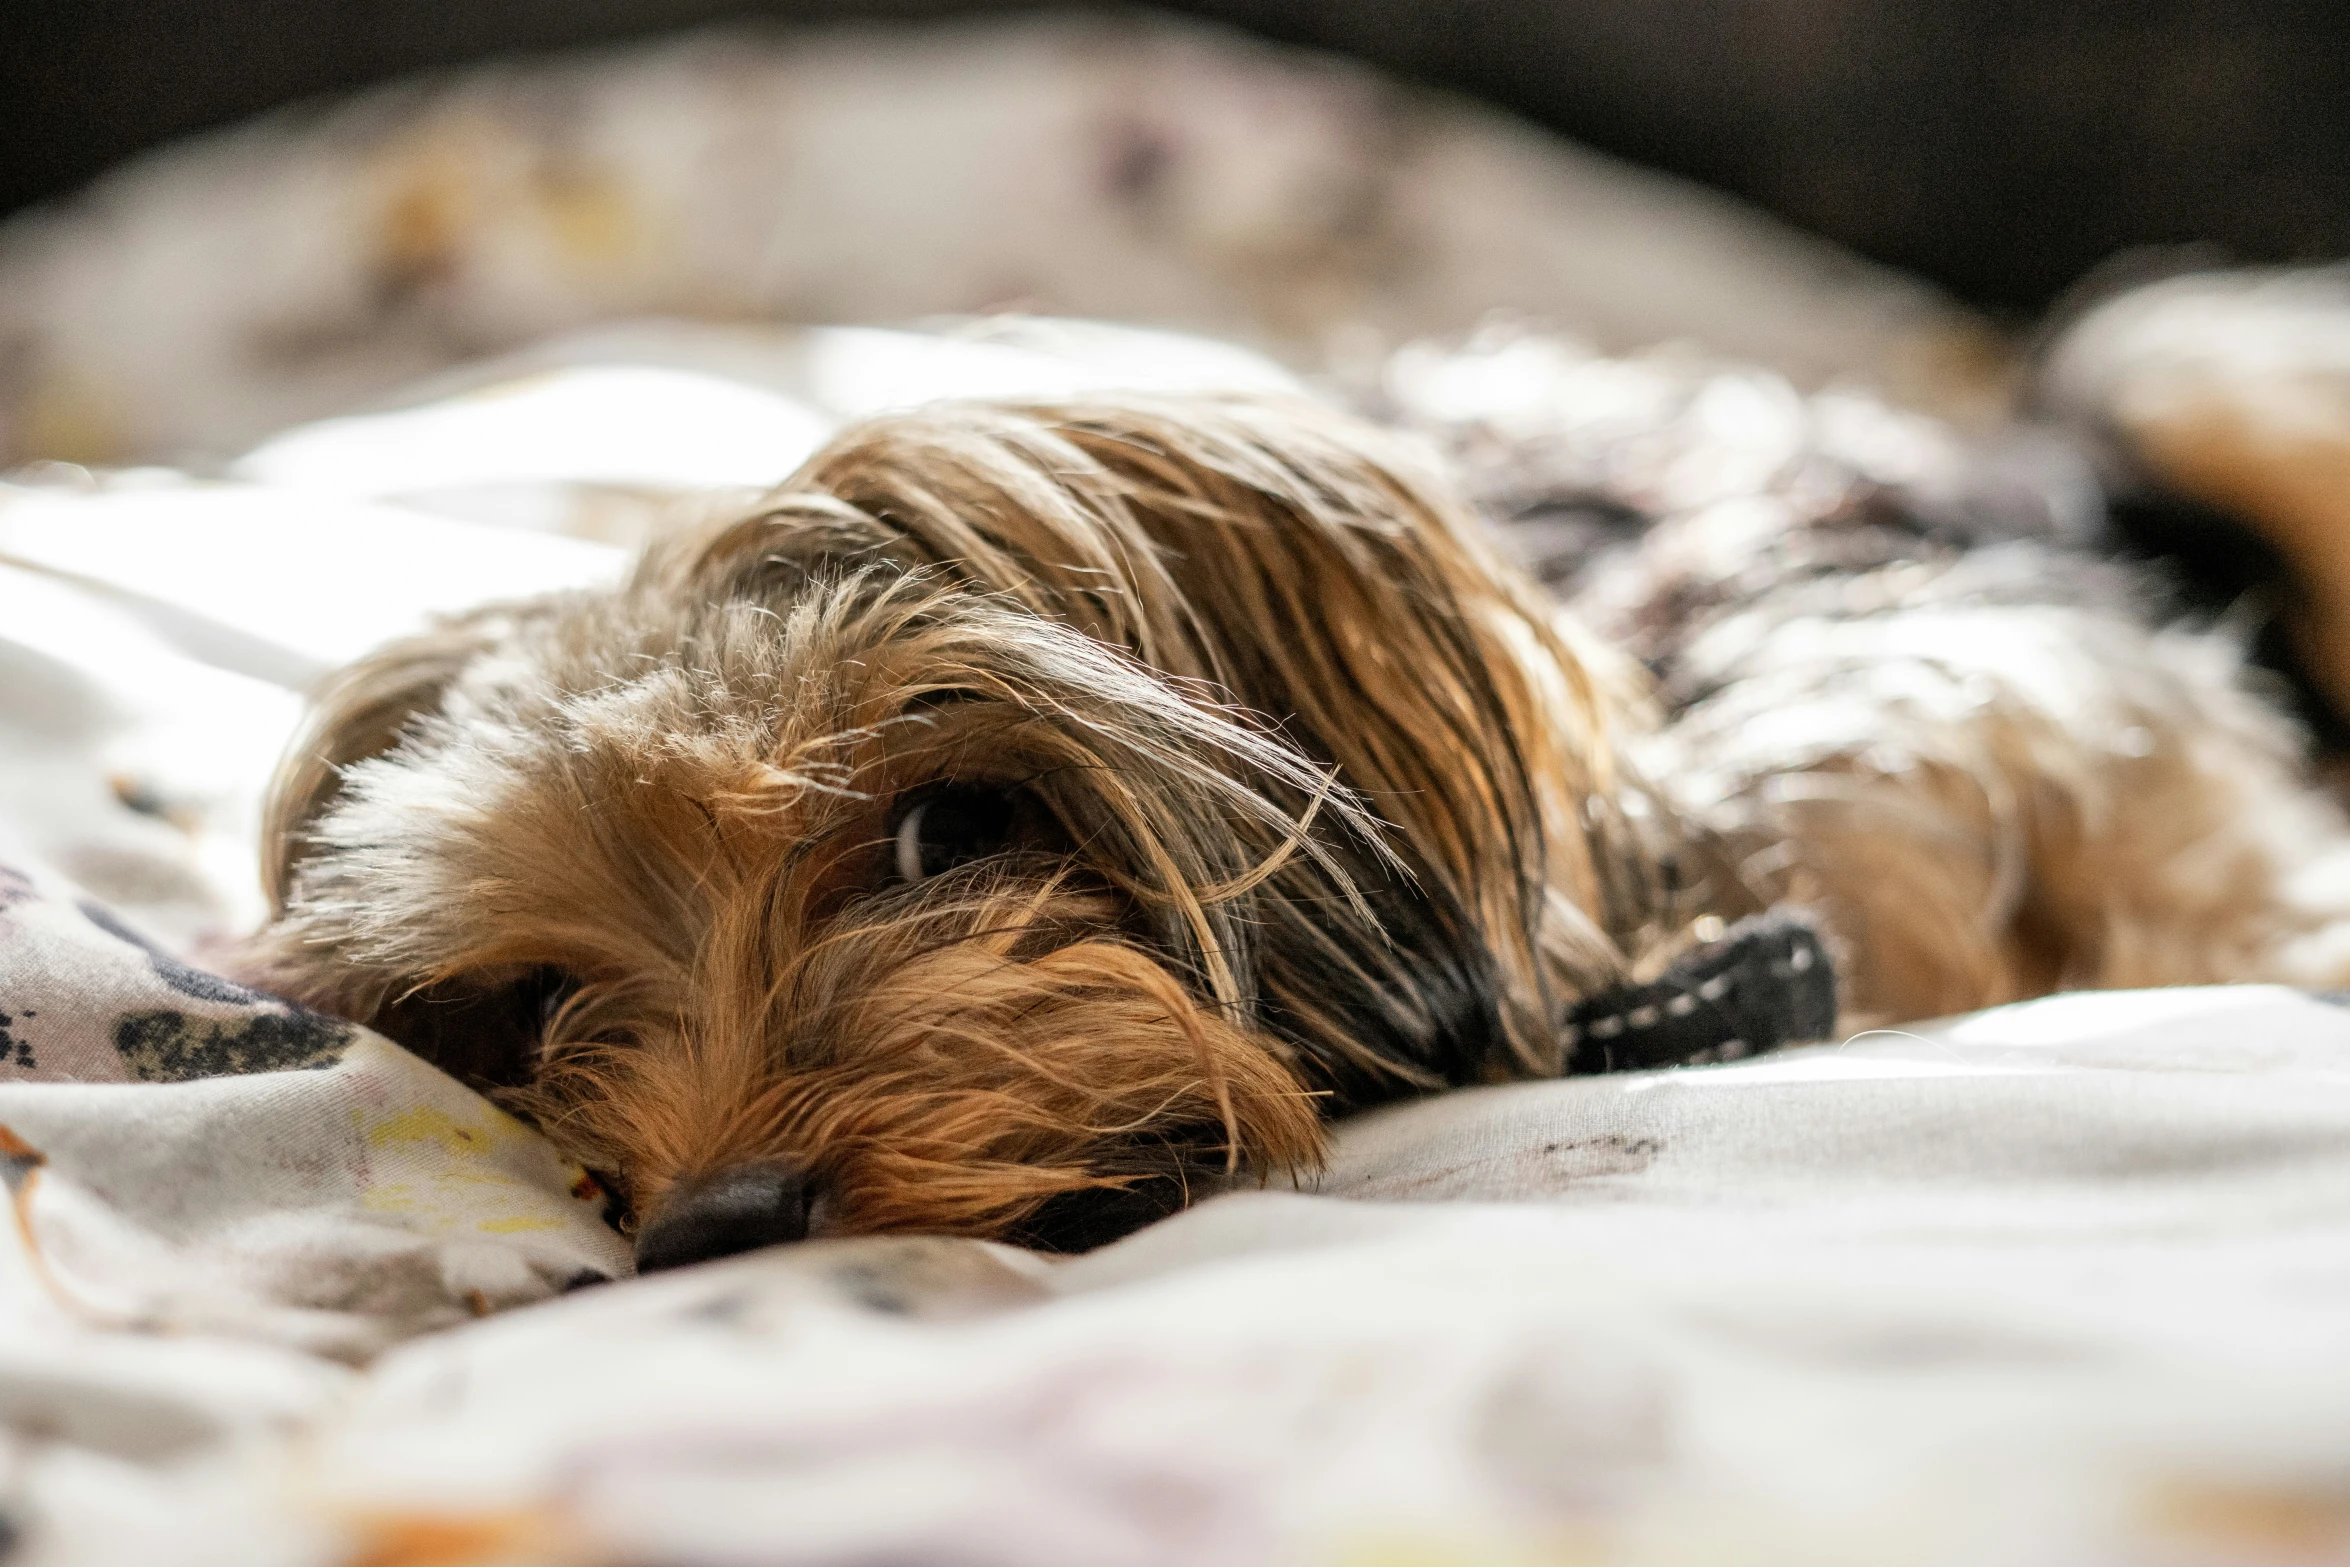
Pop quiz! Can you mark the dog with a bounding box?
[245,343,2350,1269]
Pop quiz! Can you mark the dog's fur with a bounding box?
[247,374,2350,1257]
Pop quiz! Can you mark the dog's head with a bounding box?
[251,396,1671,1264]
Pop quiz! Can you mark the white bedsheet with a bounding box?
[7,983,2346,1567]
[1,334,2345,1567]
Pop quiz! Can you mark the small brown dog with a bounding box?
[249,373,2350,1267]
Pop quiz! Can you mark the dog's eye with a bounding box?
[893,785,1015,884]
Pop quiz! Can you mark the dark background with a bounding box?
[3,0,2347,316]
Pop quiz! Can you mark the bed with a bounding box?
[1,21,2346,1567]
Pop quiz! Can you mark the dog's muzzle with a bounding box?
[633,1163,814,1273]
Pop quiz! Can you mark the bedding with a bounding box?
[2,329,2348,1566]
[0,13,1998,474]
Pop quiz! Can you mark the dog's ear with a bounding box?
[260,621,496,915]
[254,611,579,1095]
[782,395,1679,1093]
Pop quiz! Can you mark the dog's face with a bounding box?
[253,397,1673,1264]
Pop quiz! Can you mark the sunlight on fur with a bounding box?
[252,394,1688,1254]
[249,384,2350,1260]
[516,875,1323,1235]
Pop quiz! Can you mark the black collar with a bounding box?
[1565,909,1838,1074]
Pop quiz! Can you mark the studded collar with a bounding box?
[1564,909,1838,1074]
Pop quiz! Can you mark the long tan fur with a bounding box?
[250,387,2350,1252]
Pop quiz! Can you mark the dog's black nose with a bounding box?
[632,1164,813,1273]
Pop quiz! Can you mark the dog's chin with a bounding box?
[999,1179,1202,1253]
[625,1159,1207,1270]
[484,878,1327,1255]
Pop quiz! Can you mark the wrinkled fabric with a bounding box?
[0,331,2346,1565]
[0,858,630,1360]
[5,982,2347,1566]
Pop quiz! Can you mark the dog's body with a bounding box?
[249,343,2350,1266]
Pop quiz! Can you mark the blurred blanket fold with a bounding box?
[0,329,2346,1567]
